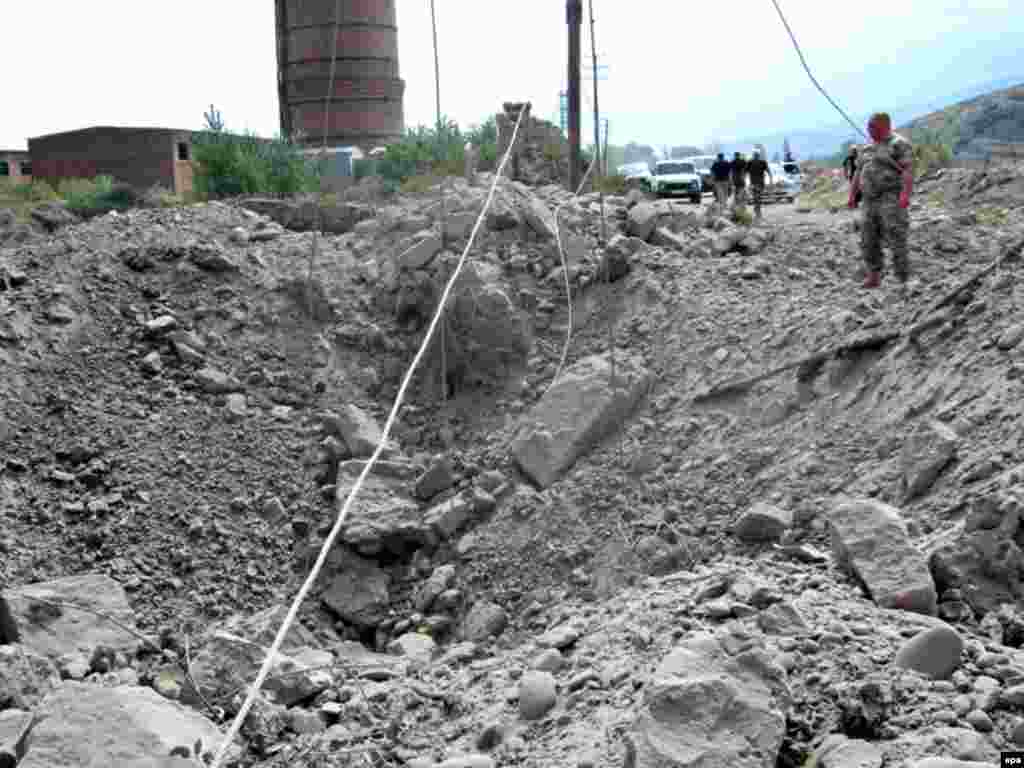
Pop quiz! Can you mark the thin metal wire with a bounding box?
[208,105,531,768]
[430,0,450,429]
[768,0,867,140]
[307,0,344,315]
[544,153,598,398]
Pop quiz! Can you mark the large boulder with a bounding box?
[321,549,392,627]
[626,202,659,241]
[241,198,372,234]
[19,683,227,768]
[1,574,142,660]
[511,354,652,488]
[439,262,533,392]
[183,631,331,708]
[324,405,390,458]
[828,499,937,615]
[631,632,790,768]
[335,460,430,556]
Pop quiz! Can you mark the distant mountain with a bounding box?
[732,75,1024,160]
[902,82,1024,159]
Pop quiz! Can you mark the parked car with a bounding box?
[681,155,716,193]
[616,162,653,189]
[650,160,703,203]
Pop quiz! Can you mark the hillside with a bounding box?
[903,83,1024,160]
[1,159,1024,767]
[735,77,1024,160]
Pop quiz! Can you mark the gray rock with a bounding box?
[443,212,479,240]
[902,421,959,500]
[517,671,557,720]
[632,632,790,768]
[650,227,689,250]
[817,735,883,768]
[140,351,163,375]
[398,231,442,270]
[327,405,388,458]
[965,709,994,732]
[321,551,392,627]
[733,502,793,542]
[225,393,247,421]
[511,354,652,488]
[144,315,177,336]
[520,196,556,239]
[538,625,581,650]
[828,499,937,615]
[215,605,318,654]
[425,494,476,539]
[413,455,456,500]
[626,202,659,241]
[893,625,964,679]
[460,601,508,642]
[414,564,457,613]
[186,632,331,709]
[998,324,1024,351]
[194,367,241,394]
[0,645,60,709]
[437,756,495,768]
[335,461,428,556]
[757,602,810,636]
[189,243,238,272]
[1,574,142,661]
[387,633,436,665]
[19,682,227,768]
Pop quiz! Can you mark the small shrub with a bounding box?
[60,175,133,215]
[353,157,376,180]
[912,141,953,178]
[594,174,629,195]
[190,119,320,200]
[732,207,754,226]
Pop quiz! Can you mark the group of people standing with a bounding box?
[709,151,774,219]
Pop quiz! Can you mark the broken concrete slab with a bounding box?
[626,202,658,241]
[511,354,652,488]
[1,574,142,661]
[828,499,937,615]
[19,683,228,768]
[321,550,392,627]
[398,231,442,270]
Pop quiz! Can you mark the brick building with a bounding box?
[0,150,32,184]
[28,127,195,195]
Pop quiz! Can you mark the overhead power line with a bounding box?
[768,0,868,141]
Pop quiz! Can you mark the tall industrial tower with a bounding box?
[275,0,406,149]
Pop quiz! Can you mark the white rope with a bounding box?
[208,104,529,768]
[543,153,598,398]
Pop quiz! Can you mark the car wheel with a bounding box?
[690,195,701,204]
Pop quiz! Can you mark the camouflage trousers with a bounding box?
[861,195,909,280]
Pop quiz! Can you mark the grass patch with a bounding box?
[191,128,320,200]
[976,205,1009,226]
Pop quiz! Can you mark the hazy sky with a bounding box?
[1,1,1019,152]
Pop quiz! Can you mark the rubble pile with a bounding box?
[1,158,1024,767]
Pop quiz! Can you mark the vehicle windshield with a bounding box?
[656,163,695,175]
[686,157,713,170]
[783,162,801,175]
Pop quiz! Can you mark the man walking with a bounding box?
[849,113,914,289]
[747,150,773,220]
[710,152,731,207]
[730,151,749,209]
[843,146,859,181]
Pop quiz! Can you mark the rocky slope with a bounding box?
[1,163,1023,767]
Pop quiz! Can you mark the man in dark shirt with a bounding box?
[710,153,731,207]
[747,151,773,220]
[843,146,859,181]
[730,151,749,208]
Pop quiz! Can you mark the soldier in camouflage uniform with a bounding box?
[849,113,914,289]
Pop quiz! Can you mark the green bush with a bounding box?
[59,175,134,215]
[372,115,500,185]
[190,128,320,200]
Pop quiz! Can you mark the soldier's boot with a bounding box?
[862,271,882,289]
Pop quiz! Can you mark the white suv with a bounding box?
[650,160,703,203]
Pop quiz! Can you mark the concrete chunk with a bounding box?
[828,499,937,615]
[511,354,651,488]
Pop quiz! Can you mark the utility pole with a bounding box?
[567,0,583,190]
